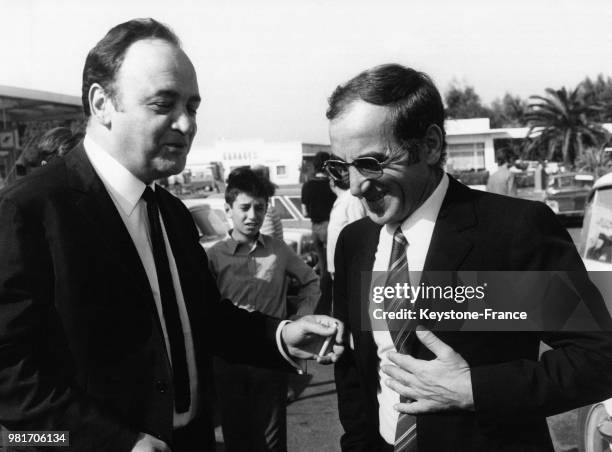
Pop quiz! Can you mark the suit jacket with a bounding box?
[334,176,612,451]
[0,144,288,451]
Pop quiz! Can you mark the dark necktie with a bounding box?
[384,227,417,451]
[142,186,190,413]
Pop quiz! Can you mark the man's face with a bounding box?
[226,193,267,241]
[329,100,441,225]
[106,39,200,183]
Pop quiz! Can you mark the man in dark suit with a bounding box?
[0,19,343,452]
[327,64,612,451]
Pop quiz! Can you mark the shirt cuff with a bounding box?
[276,320,306,375]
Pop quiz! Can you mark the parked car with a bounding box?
[182,198,229,249]
[543,172,593,218]
[574,171,612,452]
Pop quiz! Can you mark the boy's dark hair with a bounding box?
[225,167,272,205]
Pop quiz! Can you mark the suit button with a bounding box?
[155,380,168,393]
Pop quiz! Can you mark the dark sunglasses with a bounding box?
[323,156,386,183]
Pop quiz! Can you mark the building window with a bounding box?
[276,165,287,176]
[446,143,485,171]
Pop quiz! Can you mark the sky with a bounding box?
[2,0,612,147]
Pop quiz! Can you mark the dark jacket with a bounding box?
[0,144,287,451]
[334,177,612,451]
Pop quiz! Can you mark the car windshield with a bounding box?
[581,187,612,264]
[288,196,303,213]
[270,197,295,220]
[190,205,229,239]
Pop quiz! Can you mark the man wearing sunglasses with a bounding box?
[329,63,612,451]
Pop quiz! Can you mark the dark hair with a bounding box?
[495,147,515,166]
[326,63,446,167]
[81,18,180,117]
[20,127,83,168]
[250,165,277,197]
[313,151,331,173]
[225,167,271,205]
[332,177,350,191]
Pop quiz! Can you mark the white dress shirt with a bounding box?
[372,173,449,444]
[84,136,198,427]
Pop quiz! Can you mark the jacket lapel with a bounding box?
[424,177,476,272]
[65,144,153,302]
[416,177,477,341]
[348,220,382,373]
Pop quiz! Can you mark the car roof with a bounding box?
[181,197,226,210]
[594,172,612,190]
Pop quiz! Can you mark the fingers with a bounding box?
[387,351,419,373]
[302,320,334,336]
[304,315,344,344]
[384,378,419,402]
[334,320,344,344]
[415,326,454,359]
[301,315,339,336]
[316,344,345,364]
[393,399,433,415]
[316,354,333,364]
[382,364,417,383]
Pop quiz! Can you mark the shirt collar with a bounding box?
[83,135,148,217]
[225,230,266,255]
[384,172,449,240]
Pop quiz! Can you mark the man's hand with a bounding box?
[382,327,474,414]
[131,433,171,452]
[281,315,344,364]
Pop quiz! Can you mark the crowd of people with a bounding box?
[0,17,611,452]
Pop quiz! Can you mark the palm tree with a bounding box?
[525,86,609,167]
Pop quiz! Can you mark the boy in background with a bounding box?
[207,168,320,452]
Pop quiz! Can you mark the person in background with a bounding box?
[486,146,517,196]
[326,177,366,279]
[252,164,284,240]
[207,167,320,452]
[301,151,336,275]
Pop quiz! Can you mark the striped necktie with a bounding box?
[384,227,417,451]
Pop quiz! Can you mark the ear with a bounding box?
[88,83,115,126]
[424,124,443,165]
[224,202,232,216]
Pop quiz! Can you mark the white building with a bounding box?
[187,139,304,186]
[445,118,545,174]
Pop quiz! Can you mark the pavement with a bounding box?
[287,363,343,452]
[214,362,342,452]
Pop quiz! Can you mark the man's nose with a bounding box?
[172,108,196,135]
[348,166,370,197]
